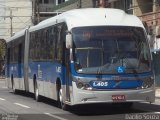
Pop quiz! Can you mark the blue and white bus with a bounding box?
[6,8,155,110]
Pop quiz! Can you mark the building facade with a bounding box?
[32,0,56,24]
[0,0,6,39]
[4,0,33,39]
[132,0,160,51]
[52,0,132,13]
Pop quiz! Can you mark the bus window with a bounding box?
[72,26,151,74]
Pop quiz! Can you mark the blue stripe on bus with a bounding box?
[89,80,143,89]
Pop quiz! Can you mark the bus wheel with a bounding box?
[57,88,67,110]
[12,83,17,94]
[34,82,41,102]
[11,78,17,94]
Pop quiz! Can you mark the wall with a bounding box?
[53,0,94,12]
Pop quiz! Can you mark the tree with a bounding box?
[0,39,6,76]
[0,39,6,59]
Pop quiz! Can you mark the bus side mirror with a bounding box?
[66,34,72,49]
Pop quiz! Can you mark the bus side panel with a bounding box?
[28,61,64,100]
[7,63,25,91]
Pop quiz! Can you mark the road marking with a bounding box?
[44,113,68,120]
[154,112,160,114]
[0,98,5,101]
[2,86,7,88]
[14,103,30,108]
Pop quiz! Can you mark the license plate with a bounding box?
[112,95,125,101]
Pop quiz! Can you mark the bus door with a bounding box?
[18,43,22,89]
[59,23,70,102]
[18,44,22,78]
[65,48,70,102]
[24,29,29,92]
[7,48,10,88]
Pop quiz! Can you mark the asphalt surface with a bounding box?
[0,79,160,120]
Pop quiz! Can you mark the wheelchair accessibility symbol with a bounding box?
[117,66,125,73]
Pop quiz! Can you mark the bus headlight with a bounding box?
[77,82,84,89]
[141,77,154,89]
[76,81,92,90]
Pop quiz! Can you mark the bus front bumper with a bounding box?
[71,82,155,105]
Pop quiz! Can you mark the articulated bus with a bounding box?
[6,8,155,110]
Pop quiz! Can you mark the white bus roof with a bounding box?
[7,8,145,42]
[6,29,26,43]
[29,8,144,32]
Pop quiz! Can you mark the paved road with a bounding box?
[0,80,160,120]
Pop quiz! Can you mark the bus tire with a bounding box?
[58,89,67,110]
[34,81,41,102]
[57,85,68,110]
[12,82,17,94]
[11,76,17,94]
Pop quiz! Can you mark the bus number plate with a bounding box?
[112,95,125,101]
[92,81,108,87]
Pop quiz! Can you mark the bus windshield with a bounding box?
[72,26,151,74]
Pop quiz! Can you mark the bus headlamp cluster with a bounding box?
[76,81,92,90]
[141,77,154,89]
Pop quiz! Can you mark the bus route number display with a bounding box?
[82,29,133,40]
